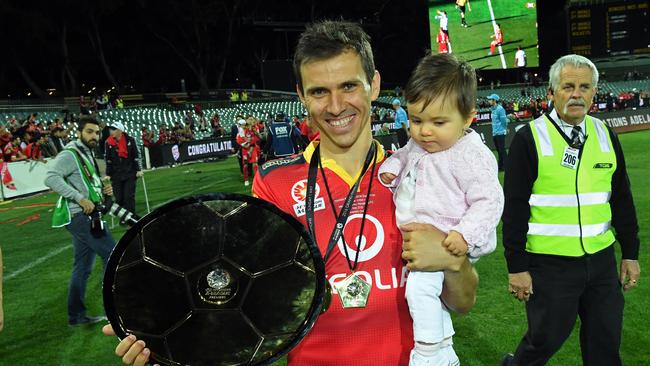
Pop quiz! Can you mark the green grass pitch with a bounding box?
[1,130,648,365]
[429,0,540,70]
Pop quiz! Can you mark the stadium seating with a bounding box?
[2,78,647,148]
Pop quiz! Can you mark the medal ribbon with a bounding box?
[305,141,377,270]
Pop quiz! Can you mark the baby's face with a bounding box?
[407,97,473,153]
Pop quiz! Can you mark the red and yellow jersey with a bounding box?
[253,142,412,366]
[237,128,261,162]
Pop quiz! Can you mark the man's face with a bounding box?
[111,128,123,139]
[488,99,497,107]
[297,50,380,153]
[78,123,100,148]
[552,65,596,125]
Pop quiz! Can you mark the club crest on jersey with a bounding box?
[337,213,385,262]
[291,179,325,217]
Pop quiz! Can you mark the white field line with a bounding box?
[5,244,71,280]
[487,0,507,69]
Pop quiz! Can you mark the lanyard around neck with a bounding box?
[305,142,377,270]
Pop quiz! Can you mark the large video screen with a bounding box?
[428,0,539,70]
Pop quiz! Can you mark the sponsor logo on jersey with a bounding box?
[328,266,408,293]
[337,213,384,262]
[291,179,325,217]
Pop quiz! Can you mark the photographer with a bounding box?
[44,115,116,326]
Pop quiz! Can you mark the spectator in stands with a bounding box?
[157,125,170,145]
[115,96,124,109]
[45,115,116,326]
[105,121,143,217]
[141,127,155,148]
[184,111,197,131]
[0,126,11,147]
[23,132,48,162]
[48,127,68,153]
[96,92,109,111]
[183,124,196,141]
[210,113,225,137]
[170,123,183,143]
[487,93,507,171]
[6,117,19,131]
[374,122,391,136]
[3,135,27,162]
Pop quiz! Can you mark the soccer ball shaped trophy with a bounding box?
[103,193,327,366]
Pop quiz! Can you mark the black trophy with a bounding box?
[103,193,327,366]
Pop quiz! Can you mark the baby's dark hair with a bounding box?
[404,53,477,119]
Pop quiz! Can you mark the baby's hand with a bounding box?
[442,230,468,256]
[380,172,397,185]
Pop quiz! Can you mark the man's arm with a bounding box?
[401,223,478,314]
[502,125,536,273]
[503,125,538,300]
[607,127,641,290]
[441,257,478,314]
[44,151,85,203]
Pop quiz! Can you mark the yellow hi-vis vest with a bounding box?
[527,114,616,256]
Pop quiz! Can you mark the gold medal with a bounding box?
[334,272,371,308]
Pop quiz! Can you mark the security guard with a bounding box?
[501,55,640,366]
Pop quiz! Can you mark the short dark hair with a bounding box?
[293,20,375,94]
[404,53,477,119]
[77,115,100,132]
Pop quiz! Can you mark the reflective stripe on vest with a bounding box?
[527,115,616,256]
[529,192,611,206]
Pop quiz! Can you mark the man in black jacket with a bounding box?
[105,121,142,215]
[501,54,640,366]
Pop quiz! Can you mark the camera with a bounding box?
[90,197,140,234]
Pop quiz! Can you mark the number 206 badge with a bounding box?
[561,146,579,169]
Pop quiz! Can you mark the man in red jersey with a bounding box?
[104,20,477,366]
[437,27,450,54]
[489,23,503,56]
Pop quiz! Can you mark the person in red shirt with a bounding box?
[3,136,27,162]
[141,127,154,148]
[437,28,450,54]
[489,23,503,55]
[236,117,261,186]
[156,125,170,145]
[104,20,478,366]
[299,116,320,142]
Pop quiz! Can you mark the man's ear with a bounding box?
[370,70,381,101]
[296,84,305,104]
